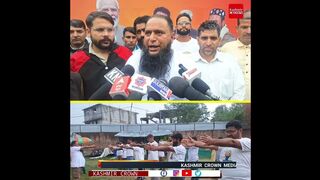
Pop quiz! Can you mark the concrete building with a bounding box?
[83,104,138,124]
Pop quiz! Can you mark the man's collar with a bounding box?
[89,43,108,61]
[70,43,85,50]
[195,51,224,63]
[236,39,251,48]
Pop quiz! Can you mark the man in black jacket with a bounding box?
[70,11,132,99]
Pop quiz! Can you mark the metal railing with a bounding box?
[70,122,232,133]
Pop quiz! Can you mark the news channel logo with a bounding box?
[134,76,147,87]
[173,170,180,176]
[160,170,167,177]
[195,170,202,177]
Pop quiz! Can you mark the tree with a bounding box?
[211,104,245,122]
[228,104,245,120]
[212,105,230,121]
[164,103,210,123]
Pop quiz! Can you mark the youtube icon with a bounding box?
[182,170,192,176]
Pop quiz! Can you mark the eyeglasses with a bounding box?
[177,22,191,26]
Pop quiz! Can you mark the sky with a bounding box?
[70,102,232,124]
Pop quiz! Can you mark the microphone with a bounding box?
[89,65,135,100]
[109,76,131,99]
[178,64,201,85]
[178,64,187,74]
[127,91,144,100]
[112,94,127,100]
[128,72,151,95]
[104,65,135,83]
[147,90,162,100]
[178,68,186,76]
[168,76,211,100]
[148,78,172,100]
[120,65,135,77]
[104,67,124,84]
[178,64,219,100]
[191,78,220,100]
[127,72,152,100]
[88,81,113,100]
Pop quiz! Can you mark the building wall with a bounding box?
[84,104,138,124]
[84,105,103,123]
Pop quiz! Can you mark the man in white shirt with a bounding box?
[199,120,251,180]
[146,134,160,180]
[186,136,199,162]
[145,133,186,180]
[192,20,245,100]
[146,134,159,161]
[171,13,199,59]
[113,142,124,160]
[179,10,198,38]
[121,144,127,160]
[126,14,196,83]
[158,150,165,161]
[129,139,146,180]
[220,10,251,100]
[70,141,95,180]
[124,138,134,160]
[185,136,201,180]
[131,141,145,161]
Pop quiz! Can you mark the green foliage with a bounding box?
[164,103,210,123]
[211,104,245,121]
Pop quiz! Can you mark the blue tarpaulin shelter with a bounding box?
[115,130,172,137]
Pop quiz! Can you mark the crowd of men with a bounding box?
[70,0,251,101]
[70,120,251,180]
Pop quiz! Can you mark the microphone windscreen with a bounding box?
[191,78,210,94]
[121,65,135,76]
[168,76,189,98]
[148,91,162,100]
[184,86,211,100]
